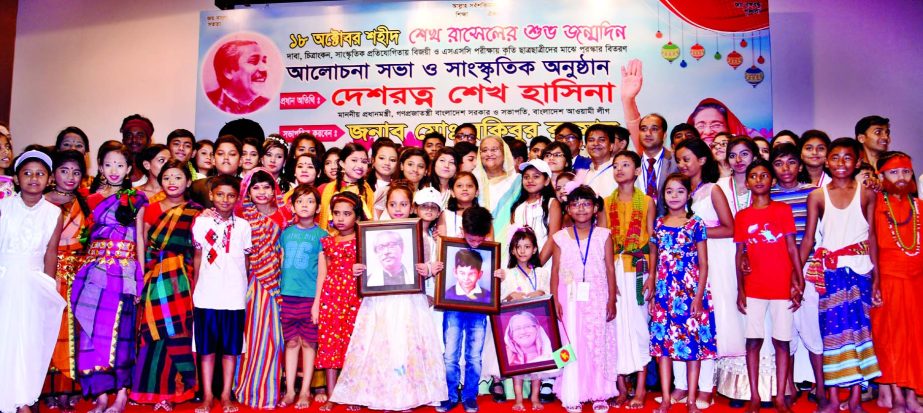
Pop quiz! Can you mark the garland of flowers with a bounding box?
[883,193,920,256]
[609,189,648,304]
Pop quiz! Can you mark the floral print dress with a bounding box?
[649,216,717,361]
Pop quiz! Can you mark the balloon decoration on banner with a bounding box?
[655,6,663,38]
[745,65,764,87]
[714,35,722,60]
[740,38,748,48]
[662,43,679,63]
[661,13,679,63]
[727,50,743,69]
[757,35,766,64]
[691,43,705,60]
[679,23,687,68]
[726,33,743,69]
[745,33,764,87]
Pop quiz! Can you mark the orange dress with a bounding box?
[871,194,923,394]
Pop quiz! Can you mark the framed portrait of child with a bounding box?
[490,295,563,376]
[434,237,501,313]
[356,218,424,297]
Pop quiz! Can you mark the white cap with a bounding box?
[413,186,444,211]
[518,158,552,176]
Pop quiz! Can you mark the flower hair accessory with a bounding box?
[266,135,290,151]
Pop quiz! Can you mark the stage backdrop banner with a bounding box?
[195,0,771,147]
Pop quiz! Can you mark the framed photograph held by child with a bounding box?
[434,237,501,313]
[356,218,424,297]
[490,295,563,376]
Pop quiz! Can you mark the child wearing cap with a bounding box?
[330,186,447,410]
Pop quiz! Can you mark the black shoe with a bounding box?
[490,382,505,402]
[436,400,458,413]
[539,382,556,403]
[729,399,746,408]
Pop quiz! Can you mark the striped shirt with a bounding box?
[770,183,816,246]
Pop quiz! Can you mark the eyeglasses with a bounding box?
[711,140,728,148]
[556,134,579,142]
[417,204,440,212]
[455,133,476,143]
[568,201,594,210]
[544,152,565,159]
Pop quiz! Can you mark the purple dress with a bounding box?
[72,191,147,396]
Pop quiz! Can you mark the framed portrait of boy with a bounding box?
[490,295,562,376]
[356,218,424,297]
[434,237,501,313]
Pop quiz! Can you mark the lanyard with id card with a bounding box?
[573,225,594,302]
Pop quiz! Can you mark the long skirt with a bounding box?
[234,279,283,409]
[76,297,137,397]
[818,267,881,388]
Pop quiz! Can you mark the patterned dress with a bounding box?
[316,236,361,369]
[130,202,201,403]
[234,205,286,409]
[48,199,89,394]
[649,216,717,361]
[72,190,148,396]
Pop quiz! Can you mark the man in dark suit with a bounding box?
[635,113,677,216]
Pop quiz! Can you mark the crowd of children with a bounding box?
[0,106,921,413]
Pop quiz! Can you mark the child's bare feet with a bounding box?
[103,393,128,413]
[744,399,761,413]
[687,401,703,413]
[814,399,838,413]
[295,393,311,410]
[220,399,239,413]
[512,402,526,411]
[652,399,671,413]
[346,405,361,411]
[89,395,109,413]
[879,386,895,409]
[906,395,923,413]
[848,403,868,413]
[530,398,544,411]
[318,401,334,412]
[774,396,794,413]
[195,398,214,413]
[610,394,629,408]
[279,393,295,408]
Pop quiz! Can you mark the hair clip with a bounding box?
[266,135,290,151]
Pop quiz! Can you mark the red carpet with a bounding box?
[65,393,891,413]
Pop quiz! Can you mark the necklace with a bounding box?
[883,193,920,256]
[53,188,74,198]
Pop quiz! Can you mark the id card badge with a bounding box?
[576,281,591,302]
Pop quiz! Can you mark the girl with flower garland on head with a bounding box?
[330,184,447,411]
[233,168,292,409]
[672,138,734,409]
[367,138,399,218]
[0,150,66,413]
[72,141,149,413]
[131,160,202,410]
[551,185,618,413]
[602,150,656,409]
[315,192,365,412]
[649,173,718,413]
[0,123,14,199]
[317,144,373,231]
[262,136,290,192]
[502,228,556,412]
[44,150,91,413]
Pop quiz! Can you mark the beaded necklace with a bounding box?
[883,193,920,256]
